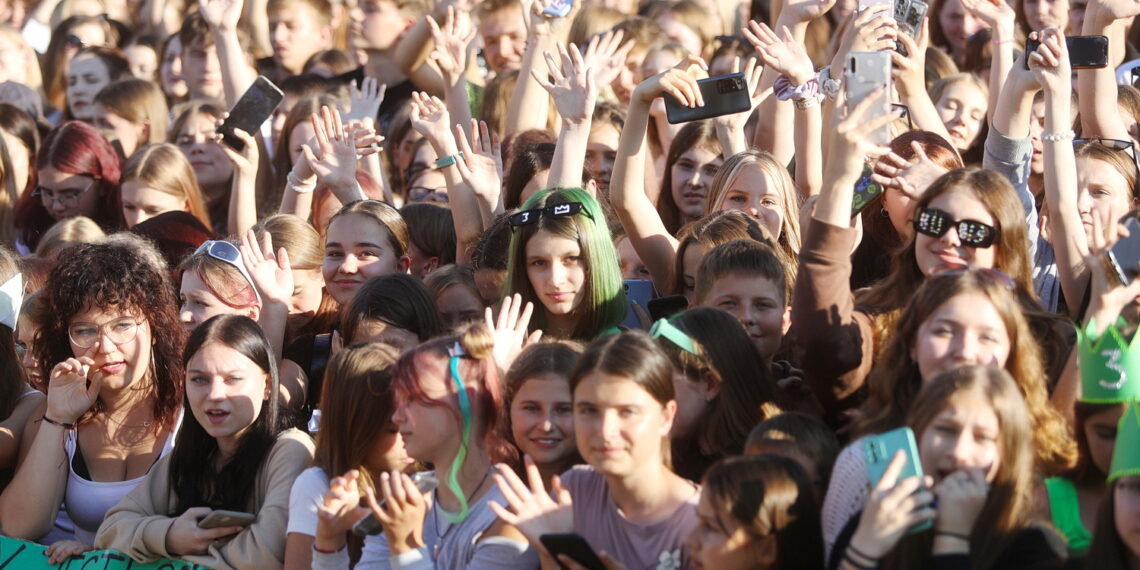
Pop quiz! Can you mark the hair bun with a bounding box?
[458,321,495,361]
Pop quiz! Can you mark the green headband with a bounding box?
[1109,401,1140,483]
[1077,318,1140,403]
[649,318,698,355]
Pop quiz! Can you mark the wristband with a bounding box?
[847,544,878,564]
[313,543,346,554]
[843,551,877,569]
[819,66,842,99]
[41,415,76,429]
[1042,129,1075,142]
[287,171,317,193]
[794,96,820,110]
[991,37,1016,45]
[434,152,464,169]
[935,530,971,541]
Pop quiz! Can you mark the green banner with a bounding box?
[0,536,211,569]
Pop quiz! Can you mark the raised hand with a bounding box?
[1028,28,1071,95]
[780,0,838,24]
[1084,209,1140,323]
[829,87,898,169]
[579,29,634,90]
[744,21,816,85]
[891,20,926,95]
[485,293,541,372]
[633,55,708,107]
[1094,0,1140,21]
[848,451,936,560]
[164,507,244,556]
[712,57,767,132]
[346,76,386,124]
[301,106,358,191]
[314,470,368,550]
[455,120,504,206]
[960,0,1015,33]
[428,6,477,84]
[216,126,259,177]
[872,141,949,197]
[833,6,898,69]
[47,356,102,424]
[535,42,596,125]
[488,456,574,546]
[198,0,242,30]
[367,471,430,553]
[409,91,454,146]
[239,229,293,306]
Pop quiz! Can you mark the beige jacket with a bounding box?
[95,429,315,570]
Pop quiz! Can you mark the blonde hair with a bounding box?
[707,149,802,270]
[94,79,169,147]
[121,143,211,229]
[0,25,43,92]
[35,216,107,258]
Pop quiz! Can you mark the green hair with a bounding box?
[505,188,626,340]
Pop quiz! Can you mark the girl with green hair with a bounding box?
[504,187,627,340]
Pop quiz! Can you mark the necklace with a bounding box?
[431,467,493,561]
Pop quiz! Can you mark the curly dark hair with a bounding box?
[33,242,185,429]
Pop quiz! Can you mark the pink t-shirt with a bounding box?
[561,466,700,570]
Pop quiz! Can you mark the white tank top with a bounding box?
[63,410,181,544]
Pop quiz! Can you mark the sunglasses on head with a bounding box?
[1075,138,1138,162]
[508,202,592,228]
[914,207,998,248]
[194,240,261,303]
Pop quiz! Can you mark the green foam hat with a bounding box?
[1077,318,1140,403]
[1109,402,1140,483]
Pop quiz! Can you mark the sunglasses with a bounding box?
[508,202,592,228]
[914,207,999,248]
[194,240,261,303]
[1075,138,1137,162]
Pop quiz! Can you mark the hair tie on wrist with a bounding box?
[991,37,1015,45]
[41,416,76,429]
[936,530,971,541]
[312,543,345,554]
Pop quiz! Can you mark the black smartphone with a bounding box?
[664,72,752,124]
[1108,217,1140,285]
[351,475,440,536]
[540,533,606,570]
[648,294,689,321]
[1024,35,1108,69]
[851,163,884,217]
[197,510,256,529]
[217,76,284,151]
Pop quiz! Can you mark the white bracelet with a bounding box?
[1042,130,1075,142]
[794,96,821,110]
[287,171,317,193]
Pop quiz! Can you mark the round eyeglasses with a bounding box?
[68,317,142,349]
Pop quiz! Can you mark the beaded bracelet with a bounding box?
[1042,129,1076,142]
[41,416,76,429]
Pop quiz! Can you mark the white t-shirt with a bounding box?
[287,466,330,536]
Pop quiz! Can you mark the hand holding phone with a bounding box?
[663,73,752,124]
[1107,217,1140,285]
[845,52,893,146]
[862,427,934,537]
[198,509,257,529]
[217,76,284,151]
[1025,35,1108,70]
[352,474,439,536]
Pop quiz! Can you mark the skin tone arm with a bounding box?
[428,6,477,141]
[454,120,506,260]
[814,89,899,228]
[391,0,470,88]
[711,57,767,158]
[540,43,596,189]
[506,0,560,135]
[961,0,1015,124]
[892,19,955,144]
[0,358,106,539]
[745,22,821,197]
[0,390,44,471]
[608,59,706,295]
[1037,30,1093,315]
[199,0,256,107]
[219,127,259,236]
[1078,0,1139,140]
[988,50,1040,139]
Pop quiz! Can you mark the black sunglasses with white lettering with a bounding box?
[508,202,593,228]
[914,207,998,248]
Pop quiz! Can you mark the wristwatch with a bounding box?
[819,66,842,100]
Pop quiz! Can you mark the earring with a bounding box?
[880,207,889,217]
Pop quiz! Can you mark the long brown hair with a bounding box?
[122,143,211,229]
[855,270,1076,476]
[656,121,720,235]
[883,365,1036,570]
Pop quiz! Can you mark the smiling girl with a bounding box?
[505,188,626,340]
[322,200,411,306]
[705,150,802,269]
[96,315,314,569]
[505,341,584,487]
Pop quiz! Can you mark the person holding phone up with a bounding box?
[831,366,1066,570]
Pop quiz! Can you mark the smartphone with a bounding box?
[217,76,284,151]
[863,427,933,533]
[542,0,573,18]
[540,533,606,570]
[352,474,440,536]
[845,52,893,146]
[898,0,927,38]
[893,0,908,21]
[851,163,884,217]
[1024,35,1109,69]
[197,510,257,529]
[621,279,655,329]
[664,73,752,124]
[1108,217,1140,284]
[859,0,893,16]
[648,294,689,321]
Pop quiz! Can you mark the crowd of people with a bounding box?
[0,0,1138,566]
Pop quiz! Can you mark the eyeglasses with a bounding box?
[929,265,1016,291]
[194,240,261,303]
[649,318,698,355]
[913,207,999,248]
[407,185,449,203]
[33,177,97,207]
[891,104,913,131]
[1075,138,1138,162]
[69,316,142,349]
[508,202,593,228]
